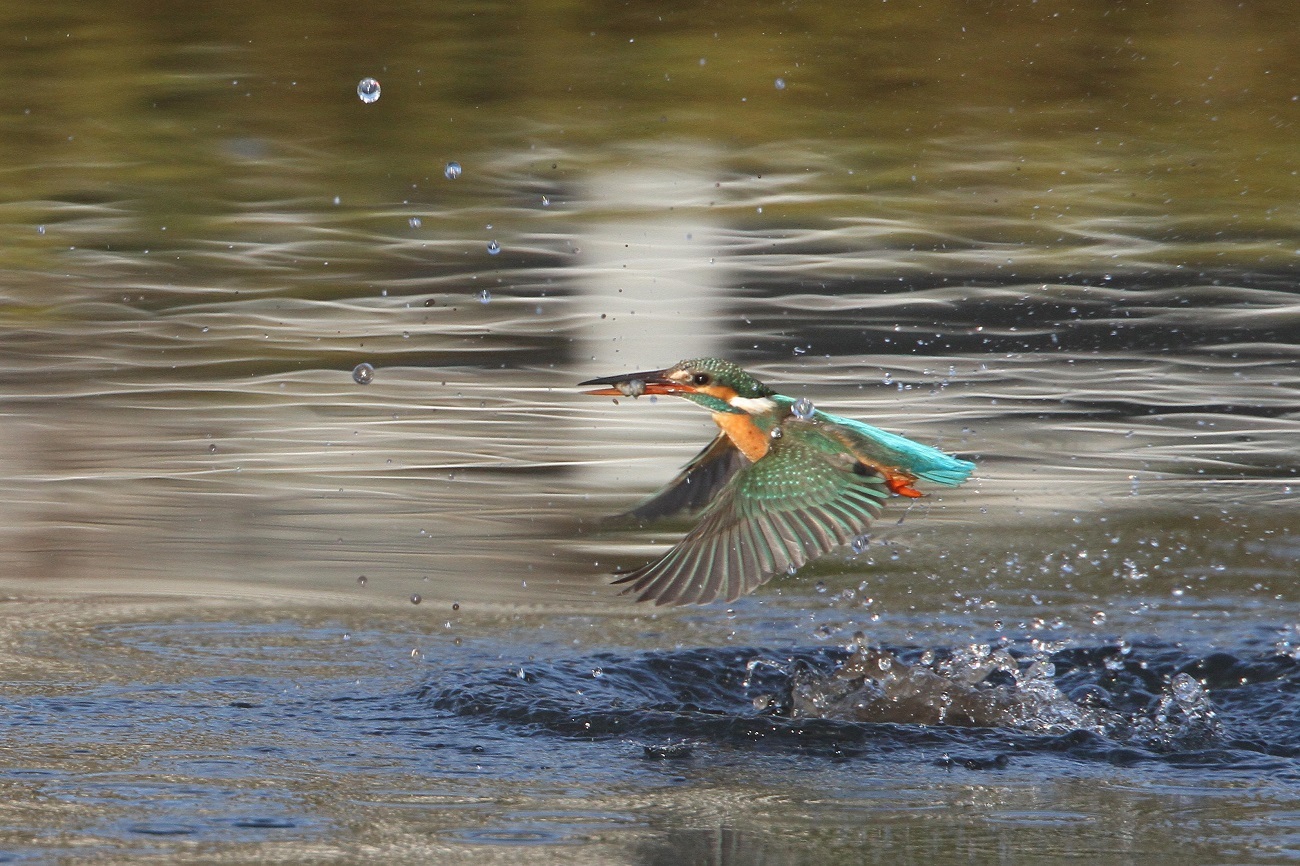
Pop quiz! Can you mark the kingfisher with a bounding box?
[580,358,975,606]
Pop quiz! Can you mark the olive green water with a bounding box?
[1,1,1298,863]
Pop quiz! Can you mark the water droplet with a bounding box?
[486,239,501,255]
[541,195,551,207]
[814,581,826,592]
[477,289,491,304]
[444,161,462,180]
[769,427,783,439]
[357,575,368,586]
[352,363,375,385]
[774,77,786,90]
[410,593,422,605]
[1091,610,1107,626]
[792,397,815,420]
[36,225,46,235]
[851,534,870,554]
[408,217,422,229]
[357,77,381,104]
[1171,672,1202,704]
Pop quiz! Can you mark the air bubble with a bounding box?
[357,77,381,104]
[352,363,375,385]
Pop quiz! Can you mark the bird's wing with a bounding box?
[621,432,749,521]
[612,420,890,606]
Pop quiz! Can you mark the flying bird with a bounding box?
[580,358,974,606]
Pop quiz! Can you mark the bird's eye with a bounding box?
[691,372,712,386]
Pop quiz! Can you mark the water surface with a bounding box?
[0,0,1297,862]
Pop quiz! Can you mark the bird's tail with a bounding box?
[834,419,975,487]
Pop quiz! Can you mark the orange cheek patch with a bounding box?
[696,384,739,403]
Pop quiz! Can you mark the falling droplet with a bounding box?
[541,195,551,207]
[770,427,783,439]
[792,397,815,420]
[357,575,368,586]
[444,161,462,180]
[477,289,491,304]
[851,534,870,554]
[357,77,381,104]
[352,363,375,385]
[410,593,422,605]
[408,217,422,228]
[774,77,786,90]
[486,239,501,255]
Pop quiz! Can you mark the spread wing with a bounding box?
[621,433,749,521]
[612,421,890,606]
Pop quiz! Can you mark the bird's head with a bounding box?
[580,357,776,415]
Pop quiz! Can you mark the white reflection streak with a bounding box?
[574,164,727,370]
[573,162,730,493]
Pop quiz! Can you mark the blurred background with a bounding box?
[0,0,1297,861]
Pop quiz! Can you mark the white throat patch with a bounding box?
[728,395,777,415]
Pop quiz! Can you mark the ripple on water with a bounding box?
[424,642,1300,768]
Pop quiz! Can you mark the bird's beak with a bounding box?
[578,369,687,398]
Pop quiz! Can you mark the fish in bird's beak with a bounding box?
[579,369,688,399]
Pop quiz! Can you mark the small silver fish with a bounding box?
[618,378,646,398]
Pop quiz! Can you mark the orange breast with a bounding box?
[712,412,769,463]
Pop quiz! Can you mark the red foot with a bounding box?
[886,475,924,498]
